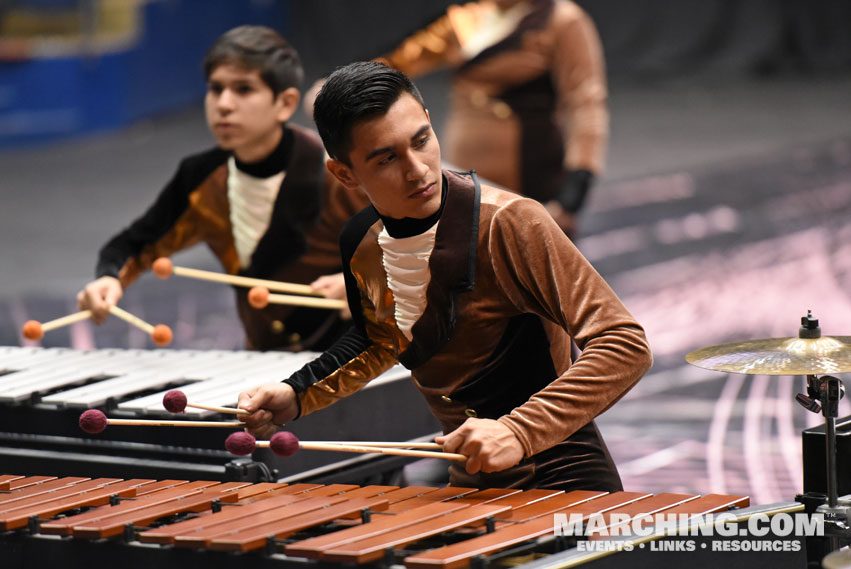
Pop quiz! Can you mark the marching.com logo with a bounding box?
[553,511,822,552]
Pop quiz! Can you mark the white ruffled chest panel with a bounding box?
[377,224,438,341]
[227,157,285,269]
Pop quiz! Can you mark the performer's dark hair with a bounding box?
[313,61,426,165]
[203,25,303,94]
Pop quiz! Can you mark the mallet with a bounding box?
[22,310,92,341]
[152,257,318,296]
[247,286,347,311]
[162,389,247,416]
[22,307,172,346]
[107,305,173,346]
[316,441,442,450]
[79,409,244,434]
[225,432,466,462]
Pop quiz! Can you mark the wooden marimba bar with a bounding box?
[0,474,807,569]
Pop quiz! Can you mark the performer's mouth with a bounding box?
[410,182,436,199]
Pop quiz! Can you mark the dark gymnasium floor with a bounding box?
[2,72,851,506]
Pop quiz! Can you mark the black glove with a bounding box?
[556,169,595,213]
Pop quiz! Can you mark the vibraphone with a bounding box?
[0,474,806,569]
[0,346,439,482]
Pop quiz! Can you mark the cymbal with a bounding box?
[823,548,851,569]
[686,336,851,375]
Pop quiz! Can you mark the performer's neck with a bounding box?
[379,176,448,238]
[233,124,293,178]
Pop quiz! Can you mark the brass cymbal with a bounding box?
[823,548,851,569]
[685,336,851,375]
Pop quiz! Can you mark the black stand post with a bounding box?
[798,374,850,565]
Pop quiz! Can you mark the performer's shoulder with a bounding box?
[480,186,551,231]
[552,0,591,24]
[177,146,230,175]
[340,205,379,255]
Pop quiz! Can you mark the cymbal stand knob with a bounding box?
[799,310,822,339]
[796,392,822,413]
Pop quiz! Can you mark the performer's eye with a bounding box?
[208,82,224,95]
[235,84,254,95]
[415,135,429,148]
[378,154,396,166]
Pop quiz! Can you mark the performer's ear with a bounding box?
[275,87,301,123]
[326,158,360,191]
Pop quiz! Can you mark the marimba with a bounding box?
[0,474,806,569]
[0,346,439,482]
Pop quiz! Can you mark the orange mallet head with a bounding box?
[152,324,173,346]
[152,257,174,279]
[22,320,44,341]
[248,286,270,309]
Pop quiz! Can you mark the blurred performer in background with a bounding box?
[377,0,608,237]
[78,26,369,351]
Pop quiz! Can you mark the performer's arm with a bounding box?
[96,161,197,280]
[551,4,608,214]
[239,246,398,438]
[80,155,213,321]
[490,198,652,457]
[376,4,478,77]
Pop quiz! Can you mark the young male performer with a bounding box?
[77,26,368,351]
[239,62,651,490]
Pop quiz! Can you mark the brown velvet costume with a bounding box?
[285,171,651,490]
[96,124,369,351]
[378,0,607,207]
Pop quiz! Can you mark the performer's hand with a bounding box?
[436,418,524,475]
[76,276,123,324]
[544,201,578,237]
[310,272,351,320]
[238,383,299,439]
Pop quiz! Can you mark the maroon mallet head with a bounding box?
[270,431,300,457]
[162,390,188,413]
[79,409,108,434]
[225,432,257,456]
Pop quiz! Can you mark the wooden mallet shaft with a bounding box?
[80,409,241,435]
[42,310,92,332]
[154,257,318,296]
[108,305,153,334]
[265,292,347,310]
[107,418,245,428]
[185,402,248,416]
[107,305,173,346]
[23,310,95,341]
[319,441,442,450]
[256,440,465,462]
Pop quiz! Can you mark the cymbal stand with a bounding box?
[798,373,848,550]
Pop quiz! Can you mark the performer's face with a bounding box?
[205,64,299,162]
[492,0,528,9]
[327,93,443,220]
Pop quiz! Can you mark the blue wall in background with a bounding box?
[0,0,288,149]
